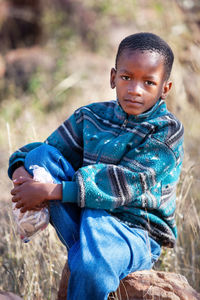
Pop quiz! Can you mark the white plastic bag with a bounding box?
[12,165,53,243]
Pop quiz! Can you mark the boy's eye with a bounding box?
[145,80,155,86]
[121,75,131,81]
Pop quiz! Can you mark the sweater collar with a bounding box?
[114,98,167,122]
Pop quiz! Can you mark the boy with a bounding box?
[9,32,184,300]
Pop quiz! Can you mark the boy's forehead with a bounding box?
[117,49,165,67]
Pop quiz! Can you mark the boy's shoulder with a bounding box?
[148,101,183,130]
[151,110,183,128]
[149,104,184,152]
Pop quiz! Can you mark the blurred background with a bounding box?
[0,0,200,299]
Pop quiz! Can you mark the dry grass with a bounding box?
[0,0,200,298]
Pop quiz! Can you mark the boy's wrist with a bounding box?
[46,183,62,201]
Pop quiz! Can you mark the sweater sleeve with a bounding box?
[8,111,83,179]
[70,131,184,210]
[8,142,43,179]
[46,110,83,171]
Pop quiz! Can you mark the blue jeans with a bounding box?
[25,144,161,300]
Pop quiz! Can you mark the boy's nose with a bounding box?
[127,82,142,96]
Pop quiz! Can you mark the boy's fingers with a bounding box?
[15,201,24,209]
[11,187,19,195]
[13,177,29,184]
[12,195,20,202]
[20,207,27,213]
[11,189,16,196]
[32,206,42,211]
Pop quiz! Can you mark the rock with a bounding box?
[57,262,200,300]
[109,270,200,300]
[0,291,23,300]
[0,0,42,52]
[4,46,55,89]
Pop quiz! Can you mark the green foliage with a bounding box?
[0,99,22,122]
[28,74,43,95]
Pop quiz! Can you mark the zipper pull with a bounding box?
[121,119,128,129]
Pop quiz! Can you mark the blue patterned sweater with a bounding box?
[8,99,184,247]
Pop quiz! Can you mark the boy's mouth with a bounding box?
[124,99,143,105]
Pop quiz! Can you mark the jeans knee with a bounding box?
[70,254,119,293]
[25,144,57,166]
[24,144,51,172]
[24,144,74,182]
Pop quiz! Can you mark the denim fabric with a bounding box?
[25,143,75,182]
[24,144,161,300]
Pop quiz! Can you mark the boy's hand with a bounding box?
[11,177,50,213]
[12,166,32,182]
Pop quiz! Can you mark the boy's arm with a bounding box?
[62,128,184,210]
[8,111,83,179]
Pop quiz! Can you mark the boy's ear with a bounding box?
[110,68,116,89]
[161,80,172,99]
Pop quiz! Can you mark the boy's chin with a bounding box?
[119,101,144,116]
[122,107,144,116]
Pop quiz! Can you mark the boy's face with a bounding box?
[110,50,172,116]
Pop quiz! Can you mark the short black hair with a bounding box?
[115,32,174,80]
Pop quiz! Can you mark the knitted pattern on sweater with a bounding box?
[8,99,184,247]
